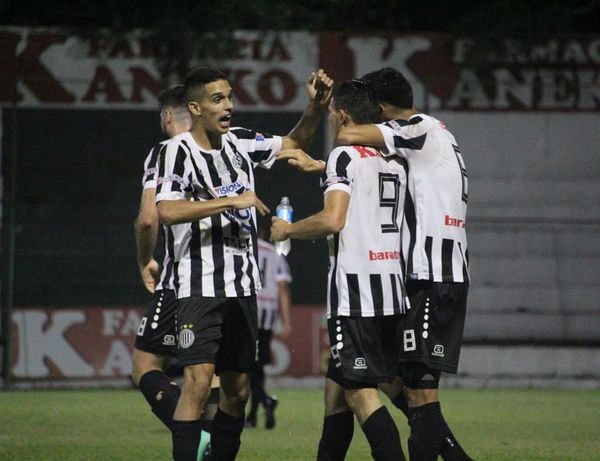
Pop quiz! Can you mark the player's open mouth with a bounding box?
[219,115,231,127]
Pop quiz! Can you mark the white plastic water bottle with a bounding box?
[275,196,293,256]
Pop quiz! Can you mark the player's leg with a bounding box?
[399,281,474,461]
[132,289,180,429]
[345,385,404,461]
[381,373,473,461]
[258,329,278,429]
[210,296,258,461]
[316,375,354,461]
[172,363,214,461]
[171,296,223,461]
[132,348,178,428]
[333,316,406,461]
[198,375,220,461]
[246,328,270,427]
[246,366,261,427]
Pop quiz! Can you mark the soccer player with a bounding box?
[132,85,217,459]
[337,67,473,461]
[271,79,408,461]
[155,67,333,461]
[245,229,293,429]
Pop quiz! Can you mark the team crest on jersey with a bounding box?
[215,156,229,176]
[179,325,195,349]
[233,151,244,168]
[255,132,265,141]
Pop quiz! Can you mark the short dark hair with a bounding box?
[158,84,186,109]
[333,79,381,125]
[184,67,227,101]
[362,67,413,109]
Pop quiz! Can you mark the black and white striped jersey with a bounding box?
[257,239,292,331]
[142,141,175,291]
[376,114,470,283]
[155,129,282,298]
[322,145,410,318]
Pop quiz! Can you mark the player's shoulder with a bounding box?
[228,127,276,142]
[327,145,360,161]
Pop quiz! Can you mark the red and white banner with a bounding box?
[1,27,598,111]
[9,305,328,381]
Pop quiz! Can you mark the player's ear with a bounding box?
[339,109,351,127]
[188,101,201,116]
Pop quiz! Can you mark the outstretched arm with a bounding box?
[276,149,326,174]
[336,124,385,148]
[282,69,334,151]
[135,188,160,293]
[157,190,270,225]
[270,190,349,241]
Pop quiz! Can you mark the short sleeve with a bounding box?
[142,145,160,189]
[229,128,283,169]
[155,141,192,202]
[320,147,354,195]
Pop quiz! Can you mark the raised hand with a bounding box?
[306,68,334,108]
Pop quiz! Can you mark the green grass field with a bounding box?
[1,387,599,460]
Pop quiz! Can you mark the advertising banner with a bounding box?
[9,305,328,381]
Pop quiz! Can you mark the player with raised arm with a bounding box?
[272,79,408,461]
[155,67,333,461]
[337,67,474,461]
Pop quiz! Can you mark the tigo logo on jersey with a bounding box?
[214,181,245,197]
[368,250,401,261]
[353,357,367,370]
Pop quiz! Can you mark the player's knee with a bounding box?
[222,383,250,407]
[402,362,441,394]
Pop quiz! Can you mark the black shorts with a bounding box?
[399,281,469,374]
[257,329,273,366]
[134,289,178,357]
[177,295,258,374]
[326,315,401,388]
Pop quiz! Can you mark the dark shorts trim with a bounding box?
[399,281,468,374]
[326,315,401,387]
[134,289,178,357]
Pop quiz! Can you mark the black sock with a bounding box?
[171,419,202,461]
[138,370,181,429]
[391,392,409,417]
[361,406,406,461]
[408,402,443,461]
[316,410,354,461]
[211,408,245,461]
[439,414,474,461]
